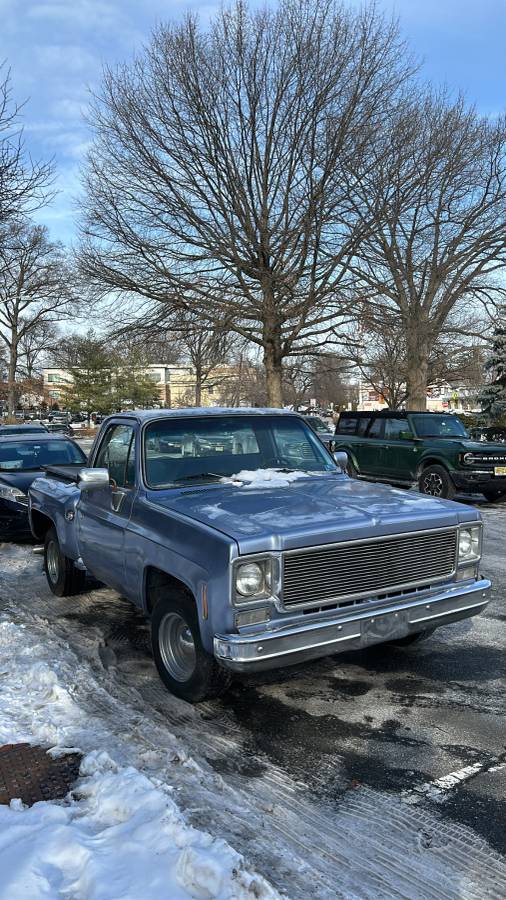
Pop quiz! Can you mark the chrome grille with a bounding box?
[282,528,457,609]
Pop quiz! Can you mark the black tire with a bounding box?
[389,628,435,646]
[44,526,86,597]
[151,592,232,703]
[482,488,506,502]
[419,464,456,499]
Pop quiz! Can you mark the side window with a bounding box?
[95,424,136,488]
[336,416,357,434]
[356,417,371,436]
[385,419,407,440]
[367,418,384,439]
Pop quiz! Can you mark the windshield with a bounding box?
[305,416,330,434]
[144,415,337,487]
[0,440,85,471]
[410,415,468,438]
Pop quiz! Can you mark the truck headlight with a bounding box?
[236,562,265,597]
[458,525,481,564]
[0,486,28,506]
[234,558,275,603]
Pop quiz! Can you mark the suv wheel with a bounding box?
[151,592,232,703]
[419,465,456,500]
[44,527,86,596]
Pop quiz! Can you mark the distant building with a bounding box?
[41,363,236,409]
[357,381,479,413]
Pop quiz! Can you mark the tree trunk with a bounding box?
[7,336,18,417]
[195,362,202,407]
[406,332,429,410]
[263,342,284,407]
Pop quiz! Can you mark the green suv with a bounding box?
[334,410,506,501]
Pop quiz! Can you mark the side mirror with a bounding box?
[398,431,414,440]
[78,467,110,491]
[333,450,348,471]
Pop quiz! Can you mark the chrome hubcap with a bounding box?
[422,472,444,496]
[158,612,196,682]
[46,540,60,583]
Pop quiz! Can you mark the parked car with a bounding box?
[0,434,86,539]
[0,423,48,437]
[28,408,491,702]
[334,410,506,501]
[45,423,74,436]
[303,415,335,450]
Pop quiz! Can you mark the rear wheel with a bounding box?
[44,527,86,596]
[419,465,456,500]
[151,592,232,702]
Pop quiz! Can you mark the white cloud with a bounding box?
[36,44,98,74]
[27,0,121,30]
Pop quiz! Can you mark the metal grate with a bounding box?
[282,528,457,609]
[0,743,82,807]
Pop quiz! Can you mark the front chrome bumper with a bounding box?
[214,578,491,672]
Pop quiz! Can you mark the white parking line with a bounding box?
[403,757,506,804]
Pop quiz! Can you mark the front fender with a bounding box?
[29,476,81,560]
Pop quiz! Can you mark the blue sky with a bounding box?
[1,0,505,246]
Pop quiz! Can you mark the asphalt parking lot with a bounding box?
[1,494,504,897]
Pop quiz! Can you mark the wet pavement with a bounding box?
[1,493,505,897]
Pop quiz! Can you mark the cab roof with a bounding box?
[103,407,295,423]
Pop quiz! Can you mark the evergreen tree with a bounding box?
[478,310,506,423]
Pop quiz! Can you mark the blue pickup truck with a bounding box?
[29,409,491,702]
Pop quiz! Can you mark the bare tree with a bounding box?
[0,221,77,415]
[0,66,54,228]
[79,0,414,405]
[347,90,506,409]
[16,318,60,380]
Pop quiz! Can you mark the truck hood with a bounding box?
[148,474,475,554]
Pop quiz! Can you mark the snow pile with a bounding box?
[221,468,314,488]
[0,618,278,900]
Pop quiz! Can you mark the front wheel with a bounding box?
[151,593,231,702]
[419,465,456,499]
[44,526,86,596]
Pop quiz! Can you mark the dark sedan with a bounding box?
[0,434,86,539]
[0,423,48,437]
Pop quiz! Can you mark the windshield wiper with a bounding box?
[174,472,223,482]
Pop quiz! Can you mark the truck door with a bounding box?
[76,422,137,593]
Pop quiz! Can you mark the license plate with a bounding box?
[494,466,506,476]
[361,611,409,645]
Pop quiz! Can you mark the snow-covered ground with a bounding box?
[0,615,278,900]
[1,525,505,900]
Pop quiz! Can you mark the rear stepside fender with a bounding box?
[29,476,81,559]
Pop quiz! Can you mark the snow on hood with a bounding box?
[220,468,317,488]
